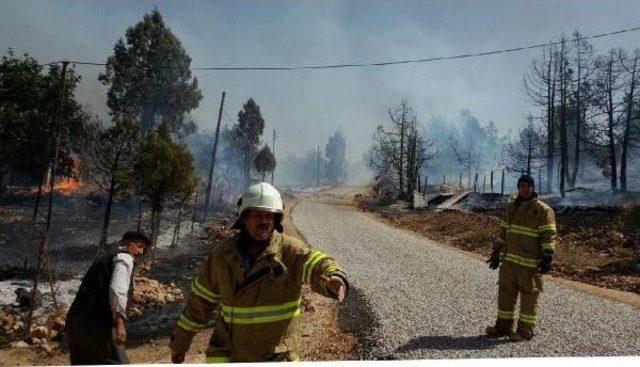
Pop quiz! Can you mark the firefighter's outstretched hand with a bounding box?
[171,351,186,364]
[320,275,347,303]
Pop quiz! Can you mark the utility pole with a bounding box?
[28,61,68,331]
[316,145,320,187]
[203,91,226,223]
[271,129,276,185]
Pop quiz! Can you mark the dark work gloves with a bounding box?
[538,250,554,273]
[487,250,501,270]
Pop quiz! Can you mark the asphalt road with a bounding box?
[292,189,640,359]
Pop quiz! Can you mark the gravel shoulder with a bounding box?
[292,188,640,359]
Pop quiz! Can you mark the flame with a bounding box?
[30,154,85,196]
[54,178,83,195]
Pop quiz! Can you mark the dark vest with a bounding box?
[67,251,134,329]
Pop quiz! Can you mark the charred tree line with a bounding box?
[420,112,502,192]
[369,100,437,199]
[524,32,640,196]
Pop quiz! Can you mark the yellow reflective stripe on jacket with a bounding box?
[191,278,220,304]
[506,224,540,238]
[541,242,556,251]
[500,252,538,268]
[499,220,509,228]
[503,254,538,268]
[537,224,557,233]
[206,357,230,363]
[177,313,206,331]
[302,251,328,284]
[220,299,302,324]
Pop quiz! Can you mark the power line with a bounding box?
[44,25,640,71]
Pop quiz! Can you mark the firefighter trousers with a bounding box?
[496,261,543,331]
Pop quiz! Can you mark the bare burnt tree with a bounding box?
[369,100,436,199]
[405,120,437,197]
[568,31,595,188]
[505,115,544,175]
[524,42,558,193]
[85,116,138,247]
[619,48,640,192]
[556,36,574,197]
[589,49,625,191]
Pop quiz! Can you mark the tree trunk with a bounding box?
[569,35,583,189]
[171,205,183,248]
[607,116,618,191]
[559,38,569,198]
[546,43,557,194]
[98,177,116,247]
[137,197,143,231]
[490,171,494,193]
[526,132,533,176]
[620,54,637,192]
[474,173,478,192]
[150,203,163,255]
[191,190,198,235]
[398,110,405,199]
[606,57,618,191]
[33,165,49,223]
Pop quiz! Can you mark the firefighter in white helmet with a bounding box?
[170,182,349,362]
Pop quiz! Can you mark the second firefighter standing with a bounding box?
[486,174,557,341]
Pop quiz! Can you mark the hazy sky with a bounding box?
[3,0,640,159]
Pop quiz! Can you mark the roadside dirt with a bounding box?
[0,192,359,365]
[355,188,640,307]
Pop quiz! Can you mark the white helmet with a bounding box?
[232,182,284,232]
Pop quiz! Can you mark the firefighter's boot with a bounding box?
[485,318,513,338]
[509,321,534,342]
